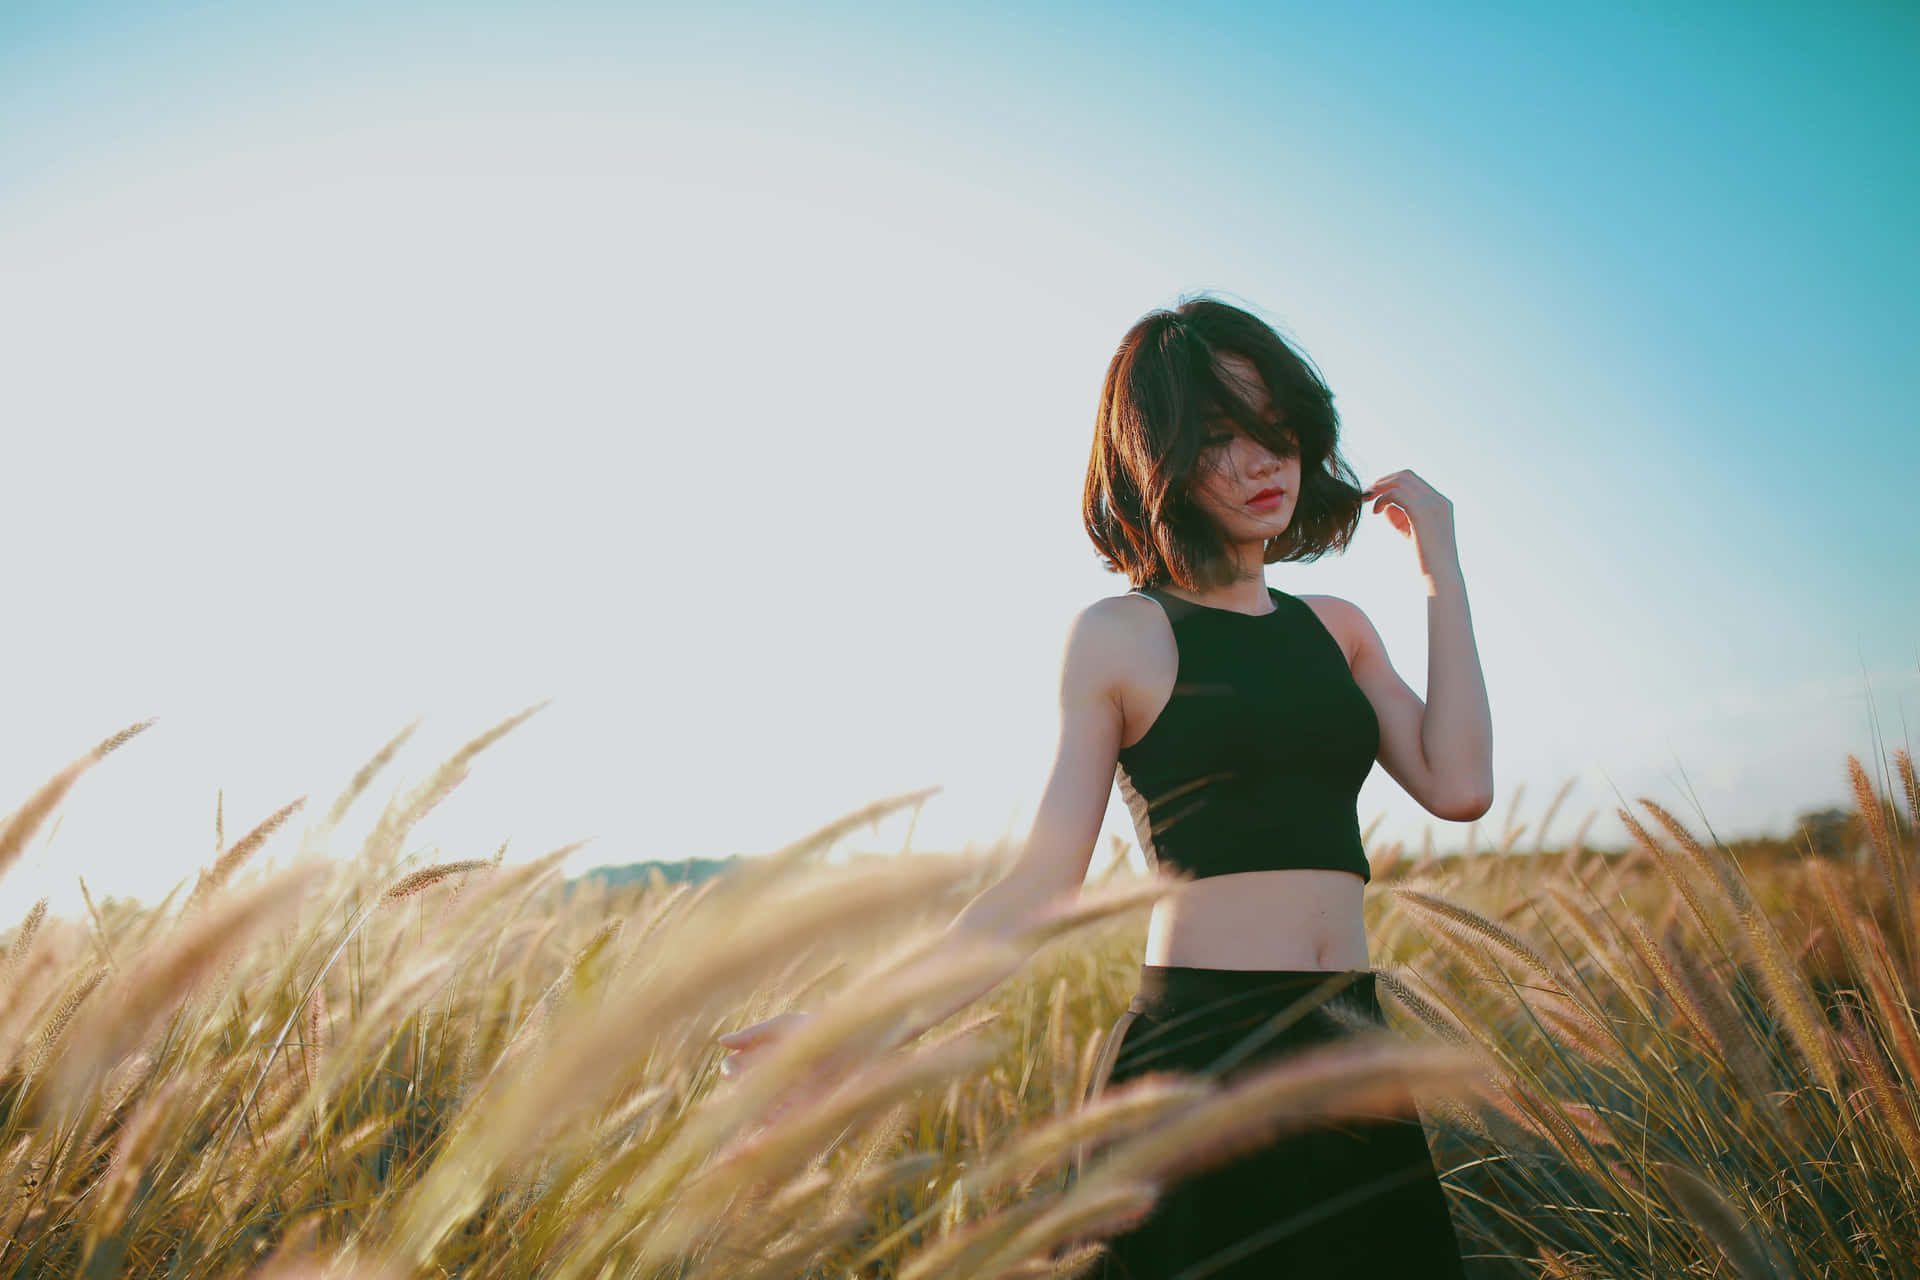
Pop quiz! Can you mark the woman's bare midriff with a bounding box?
[1116,592,1373,973]
[1143,867,1371,970]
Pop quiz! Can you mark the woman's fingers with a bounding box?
[718,1010,799,1047]
[717,1011,814,1082]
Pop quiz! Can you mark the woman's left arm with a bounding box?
[1347,470,1494,821]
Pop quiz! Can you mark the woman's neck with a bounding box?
[1162,550,1272,613]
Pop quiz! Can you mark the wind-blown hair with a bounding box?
[1082,296,1366,593]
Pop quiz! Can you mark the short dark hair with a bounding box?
[1082,295,1366,592]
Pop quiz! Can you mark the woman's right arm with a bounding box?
[718,597,1133,1073]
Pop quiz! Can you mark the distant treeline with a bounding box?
[571,855,746,891]
[558,803,1896,897]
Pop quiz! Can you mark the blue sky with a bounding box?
[1,2,1914,917]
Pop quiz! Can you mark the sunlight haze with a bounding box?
[2,1,1914,921]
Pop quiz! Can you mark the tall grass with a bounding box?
[0,710,1913,1278]
[1369,746,1920,1277]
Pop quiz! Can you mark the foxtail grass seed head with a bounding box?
[203,796,306,896]
[5,898,47,971]
[382,859,494,902]
[323,718,423,832]
[1896,748,1919,832]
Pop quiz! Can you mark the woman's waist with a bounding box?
[1146,869,1368,966]
[1127,963,1379,1021]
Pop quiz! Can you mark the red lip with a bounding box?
[1247,488,1284,505]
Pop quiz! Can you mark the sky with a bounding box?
[1,1,1915,921]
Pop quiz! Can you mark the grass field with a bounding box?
[1,709,1915,1278]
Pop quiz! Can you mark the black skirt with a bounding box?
[1082,965,1468,1280]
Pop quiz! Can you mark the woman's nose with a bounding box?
[1240,441,1282,472]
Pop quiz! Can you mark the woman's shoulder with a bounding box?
[1064,590,1168,662]
[1083,588,1170,632]
[1294,594,1370,669]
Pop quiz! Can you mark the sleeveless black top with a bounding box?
[1114,584,1380,883]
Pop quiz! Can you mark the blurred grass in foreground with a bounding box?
[0,708,1914,1278]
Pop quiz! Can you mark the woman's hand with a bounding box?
[717,1010,815,1080]
[718,1011,858,1127]
[1362,470,1459,581]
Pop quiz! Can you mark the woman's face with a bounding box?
[1187,352,1301,544]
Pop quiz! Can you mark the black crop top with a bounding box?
[1113,585,1381,883]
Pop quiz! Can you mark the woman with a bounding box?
[721,295,1492,1277]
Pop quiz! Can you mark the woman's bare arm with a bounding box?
[719,597,1131,1067]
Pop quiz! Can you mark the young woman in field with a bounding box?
[720,295,1491,1277]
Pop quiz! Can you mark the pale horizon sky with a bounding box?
[2,2,1915,922]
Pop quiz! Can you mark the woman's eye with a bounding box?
[1204,434,1233,447]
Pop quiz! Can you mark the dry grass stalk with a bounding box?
[54,865,320,1103]
[1372,838,1406,879]
[83,1050,158,1155]
[1045,976,1072,1120]
[360,704,548,873]
[1532,1002,1626,1076]
[1071,1025,1103,1106]
[1850,753,1916,992]
[1637,798,1748,913]
[1834,1003,1920,1172]
[90,719,157,760]
[1428,924,1617,1077]
[1374,968,1477,1050]
[1537,1244,1603,1279]
[246,1255,413,1280]
[1856,933,1920,1097]
[690,1203,859,1280]
[1089,1034,1481,1192]
[1422,1089,1495,1143]
[1390,888,1572,996]
[724,784,947,899]
[1616,807,1734,960]
[1539,884,1635,992]
[0,942,61,1064]
[1391,888,1618,1064]
[1008,1073,1211,1192]
[1361,811,1386,849]
[386,853,986,1268]
[1377,965,1521,1091]
[1495,781,1527,855]
[966,1177,1164,1280]
[1,763,86,884]
[0,721,154,883]
[482,918,625,1088]
[1897,748,1919,831]
[202,796,306,896]
[23,968,105,1080]
[1466,1074,1605,1174]
[1651,1160,1796,1279]
[1661,939,1792,1139]
[1564,810,1594,865]
[1552,1098,1620,1149]
[89,1075,185,1248]
[659,1034,1004,1268]
[5,898,47,972]
[1804,859,1879,997]
[1714,862,1844,1098]
[1625,916,1727,1061]
[76,877,118,974]
[382,859,494,902]
[1611,808,1839,1101]
[303,982,331,1089]
[323,718,423,832]
[1534,777,1576,857]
